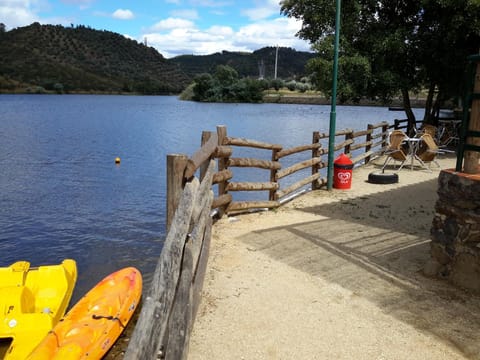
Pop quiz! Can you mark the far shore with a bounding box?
[1,89,429,110]
[263,92,427,108]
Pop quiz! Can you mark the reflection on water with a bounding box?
[0,95,423,301]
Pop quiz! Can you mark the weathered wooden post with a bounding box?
[394,119,400,130]
[464,61,480,174]
[312,131,322,189]
[381,122,389,148]
[344,129,353,155]
[199,131,213,181]
[270,148,279,201]
[216,125,229,217]
[365,124,373,164]
[166,154,188,231]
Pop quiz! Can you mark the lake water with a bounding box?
[0,94,423,301]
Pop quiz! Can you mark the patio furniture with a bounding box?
[381,130,408,171]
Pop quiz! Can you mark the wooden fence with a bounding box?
[125,161,215,360]
[124,120,391,359]
[171,122,389,218]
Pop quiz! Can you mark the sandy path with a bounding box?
[188,155,480,360]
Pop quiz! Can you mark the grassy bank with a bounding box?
[263,90,427,108]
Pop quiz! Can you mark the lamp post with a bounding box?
[327,0,342,190]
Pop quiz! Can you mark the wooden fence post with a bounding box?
[365,124,373,164]
[270,148,279,200]
[216,125,229,217]
[382,123,389,148]
[312,131,321,190]
[166,154,188,231]
[394,119,400,130]
[344,129,353,155]
[200,131,213,181]
[464,62,480,174]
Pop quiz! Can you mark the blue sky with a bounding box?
[1,0,312,58]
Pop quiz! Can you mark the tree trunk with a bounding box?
[423,82,436,124]
[401,88,416,136]
[431,91,444,126]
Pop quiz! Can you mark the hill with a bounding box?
[0,23,315,94]
[0,23,190,94]
[170,47,315,80]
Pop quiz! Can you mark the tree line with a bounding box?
[180,64,313,103]
[280,0,480,127]
[0,23,314,95]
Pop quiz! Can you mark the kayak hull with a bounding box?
[28,267,142,360]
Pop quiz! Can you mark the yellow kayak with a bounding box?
[28,267,142,360]
[0,259,77,360]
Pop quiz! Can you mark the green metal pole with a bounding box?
[327,0,342,190]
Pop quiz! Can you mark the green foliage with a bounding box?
[269,79,285,91]
[189,65,264,103]
[0,23,190,94]
[0,23,316,96]
[307,42,371,103]
[281,0,480,124]
[215,65,239,85]
[171,47,316,80]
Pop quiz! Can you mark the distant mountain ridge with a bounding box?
[0,23,314,94]
[170,47,315,81]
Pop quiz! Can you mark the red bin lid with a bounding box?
[334,153,352,165]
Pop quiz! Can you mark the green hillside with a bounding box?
[0,23,190,94]
[0,23,315,94]
[170,47,315,80]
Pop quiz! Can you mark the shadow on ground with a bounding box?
[240,177,480,358]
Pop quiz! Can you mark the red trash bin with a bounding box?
[333,153,353,189]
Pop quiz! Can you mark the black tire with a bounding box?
[368,171,399,184]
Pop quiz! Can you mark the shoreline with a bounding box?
[0,91,429,110]
[263,93,427,108]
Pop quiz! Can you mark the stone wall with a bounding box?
[429,169,480,292]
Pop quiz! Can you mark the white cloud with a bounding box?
[232,17,310,55]
[60,0,94,10]
[0,0,42,29]
[242,0,279,21]
[170,9,199,20]
[60,0,93,4]
[112,9,134,20]
[142,16,310,59]
[189,0,232,7]
[149,17,195,31]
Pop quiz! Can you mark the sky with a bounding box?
[1,0,313,58]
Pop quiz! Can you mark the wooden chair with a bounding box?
[421,124,437,140]
[381,130,408,171]
[417,133,441,168]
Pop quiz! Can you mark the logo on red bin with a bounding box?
[337,171,351,183]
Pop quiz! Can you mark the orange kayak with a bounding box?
[27,267,142,359]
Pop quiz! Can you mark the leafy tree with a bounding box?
[307,38,371,103]
[192,73,215,101]
[215,65,239,86]
[269,79,284,91]
[281,0,480,131]
[190,65,264,103]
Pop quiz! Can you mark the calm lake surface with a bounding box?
[0,94,423,301]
